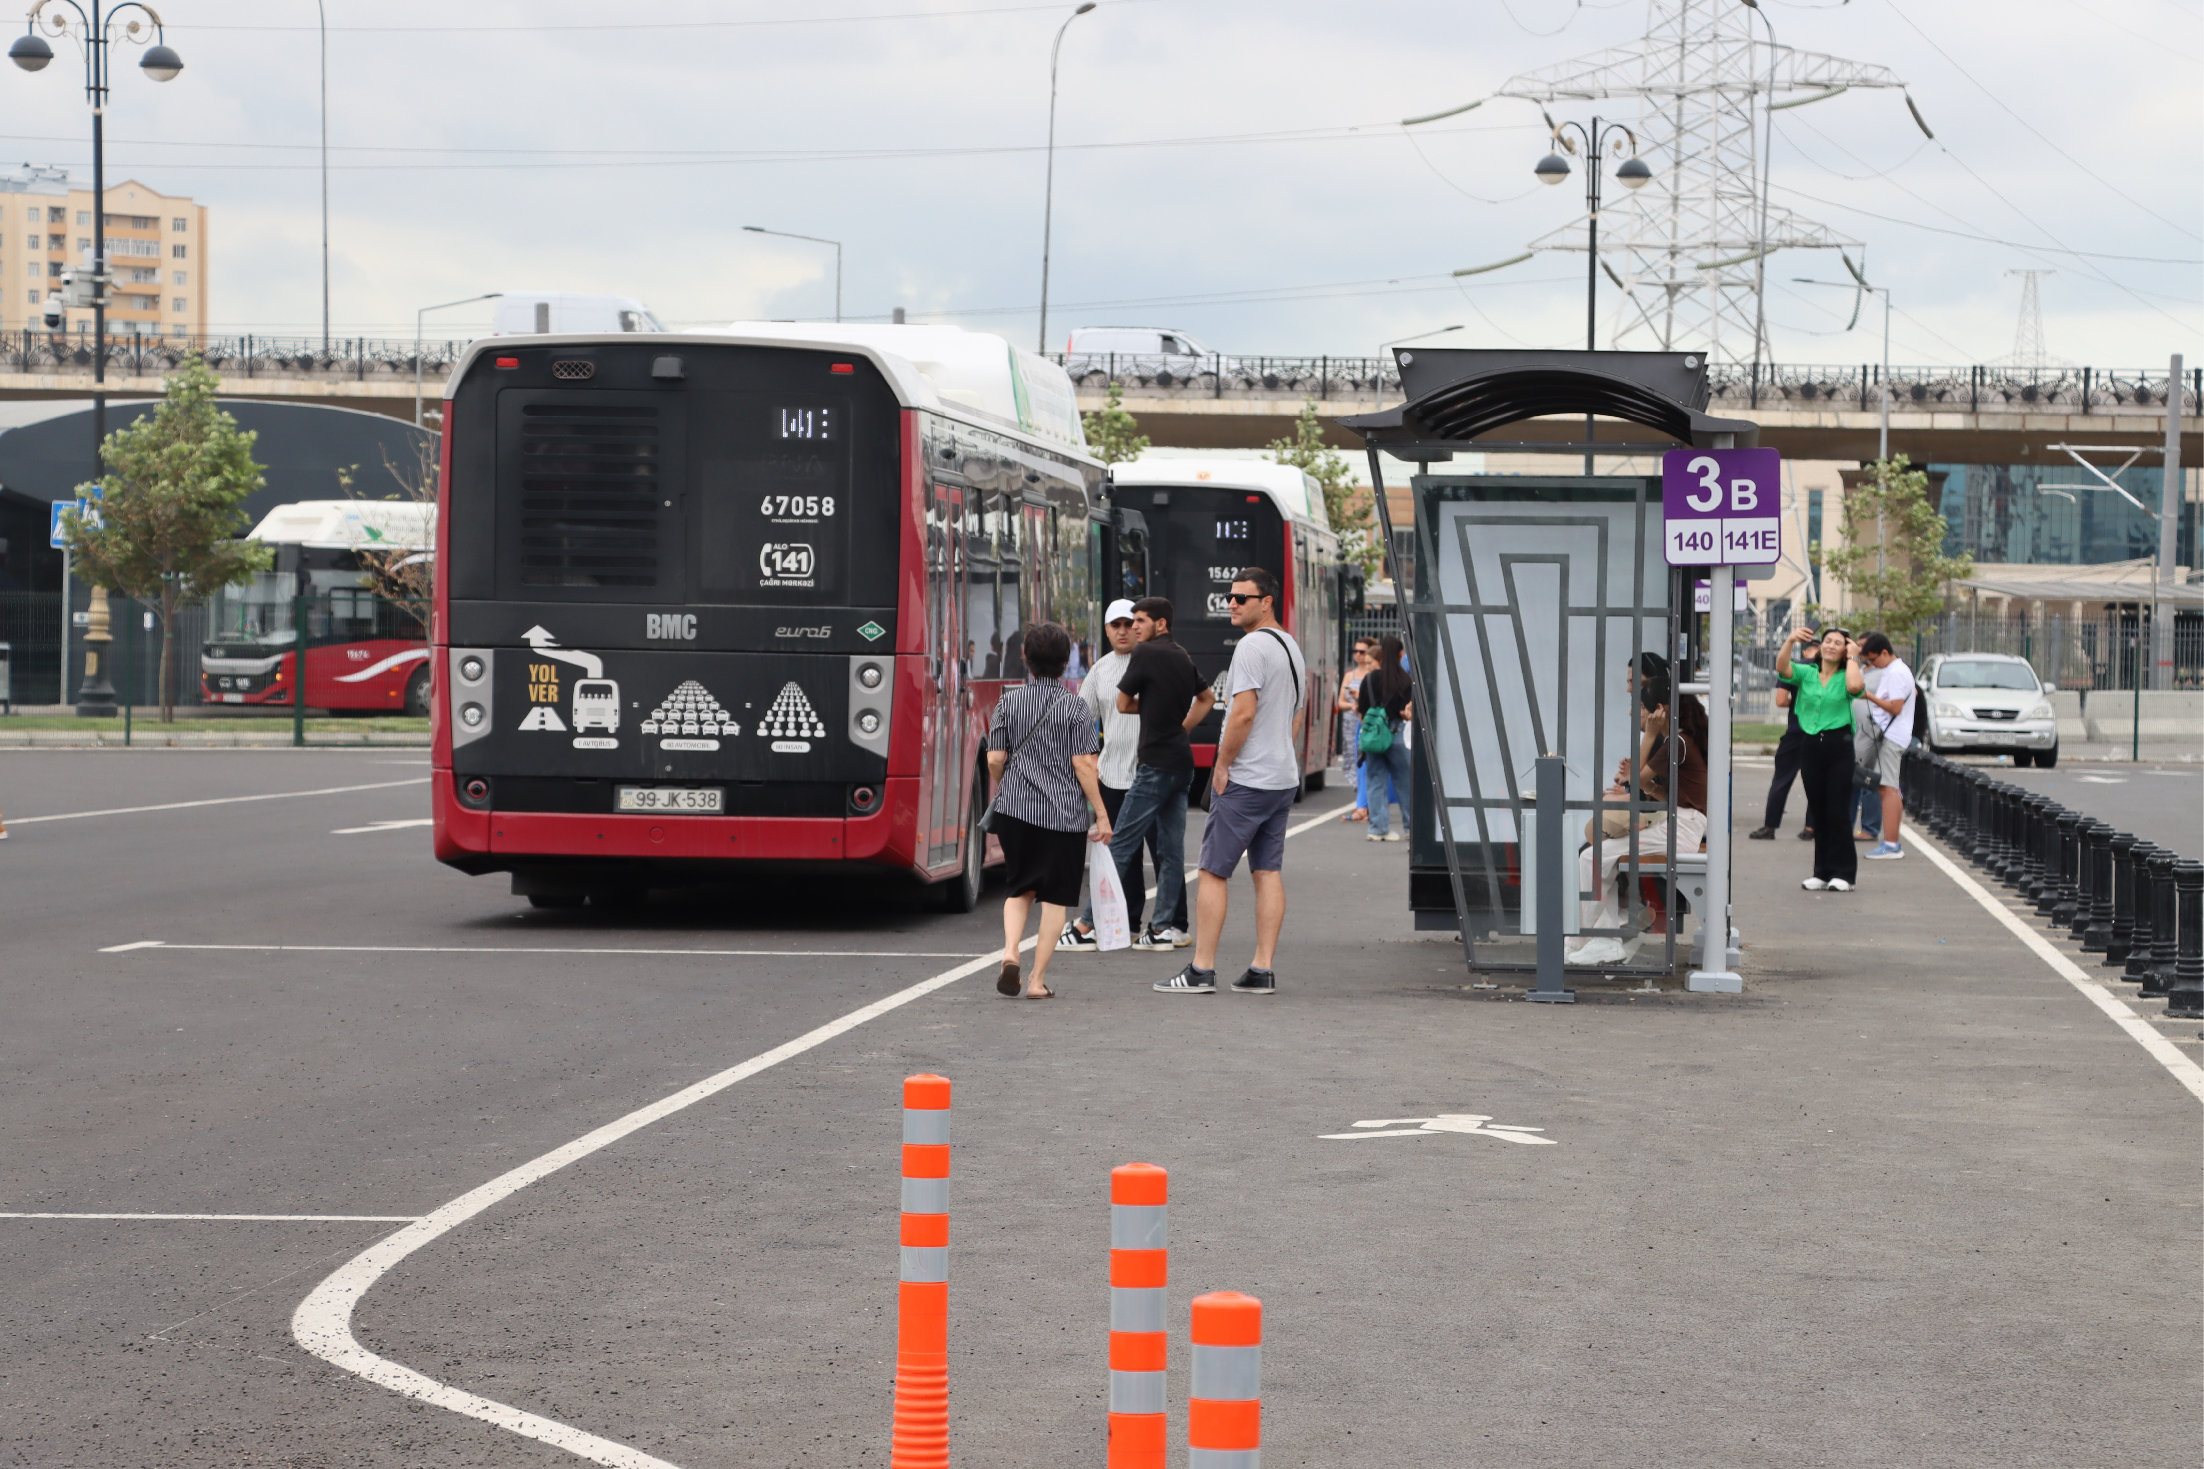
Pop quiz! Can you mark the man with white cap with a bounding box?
[1060,600,1145,949]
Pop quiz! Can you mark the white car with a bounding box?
[1921,653,2059,766]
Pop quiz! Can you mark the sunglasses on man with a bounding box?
[1226,592,1268,605]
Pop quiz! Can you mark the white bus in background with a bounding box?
[494,292,667,336]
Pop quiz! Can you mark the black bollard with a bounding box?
[2048,809,2082,926]
[2080,823,2116,950]
[1926,756,1953,838]
[1993,783,2020,884]
[1982,782,2010,881]
[2165,860,2204,1020]
[2102,831,2138,965]
[2125,844,2160,983]
[2070,822,2103,942]
[1966,771,1993,866]
[2021,795,2051,902]
[2140,848,2178,1000]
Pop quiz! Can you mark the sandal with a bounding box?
[996,961,1021,997]
[1023,985,1056,999]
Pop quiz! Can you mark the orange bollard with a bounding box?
[892,1074,951,1469]
[1108,1163,1169,1469]
[1188,1290,1261,1469]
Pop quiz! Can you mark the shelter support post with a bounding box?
[1689,563,1742,993]
[1527,754,1575,1003]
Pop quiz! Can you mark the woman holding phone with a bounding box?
[1775,626,1866,891]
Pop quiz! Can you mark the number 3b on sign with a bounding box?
[1661,446,1782,567]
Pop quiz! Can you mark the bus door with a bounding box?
[923,478,969,870]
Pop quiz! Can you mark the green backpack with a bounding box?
[1358,707,1394,754]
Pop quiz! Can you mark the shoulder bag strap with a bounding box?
[1257,627,1303,710]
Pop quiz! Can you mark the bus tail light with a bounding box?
[848,654,892,759]
[849,784,881,815]
[449,647,494,749]
[459,776,492,809]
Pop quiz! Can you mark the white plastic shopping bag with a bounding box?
[1086,839,1132,951]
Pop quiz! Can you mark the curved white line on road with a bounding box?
[290,948,1006,1468]
[288,798,1352,1466]
[1913,829,2204,1102]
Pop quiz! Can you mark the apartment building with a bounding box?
[0,165,208,338]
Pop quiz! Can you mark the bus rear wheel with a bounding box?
[404,665,431,718]
[936,779,987,913]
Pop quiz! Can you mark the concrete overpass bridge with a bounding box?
[0,334,2192,466]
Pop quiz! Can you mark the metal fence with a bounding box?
[0,330,470,382]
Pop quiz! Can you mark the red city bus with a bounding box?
[200,500,434,715]
[1103,459,1349,794]
[430,324,1102,910]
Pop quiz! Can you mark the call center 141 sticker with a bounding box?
[756,491,833,590]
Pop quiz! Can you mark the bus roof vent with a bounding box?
[551,359,596,380]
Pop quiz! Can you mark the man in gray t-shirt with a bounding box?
[1156,567,1305,998]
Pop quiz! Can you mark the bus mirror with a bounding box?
[1342,564,1366,615]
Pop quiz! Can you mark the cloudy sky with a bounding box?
[1,0,2193,365]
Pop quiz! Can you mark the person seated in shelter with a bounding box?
[1565,673,1710,967]
[1583,651,1672,848]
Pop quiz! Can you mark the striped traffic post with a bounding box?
[1109,1163,1169,1468]
[893,1074,951,1469]
[1189,1290,1261,1469]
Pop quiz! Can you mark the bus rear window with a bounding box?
[499,395,679,599]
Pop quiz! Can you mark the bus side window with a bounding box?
[995,490,1024,679]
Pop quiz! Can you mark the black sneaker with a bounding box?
[1746,826,1775,840]
[1154,965,1216,994]
[1056,922,1099,951]
[1797,827,1816,841]
[1229,967,1276,995]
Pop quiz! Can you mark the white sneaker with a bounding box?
[1365,832,1385,842]
[1132,926,1189,951]
[1056,923,1099,951]
[1565,938,1629,966]
[1801,877,1828,891]
[1382,832,1401,842]
[1826,877,1855,892]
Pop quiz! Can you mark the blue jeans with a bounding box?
[1363,736,1412,836]
[1855,782,1882,839]
[1111,764,1187,934]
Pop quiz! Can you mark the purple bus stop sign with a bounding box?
[1661,446,1782,566]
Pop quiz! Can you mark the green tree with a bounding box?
[1267,399,1379,574]
[1817,454,1973,639]
[63,355,270,721]
[1080,379,1151,464]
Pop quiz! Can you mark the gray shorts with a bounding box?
[1198,780,1298,877]
[1855,728,1904,788]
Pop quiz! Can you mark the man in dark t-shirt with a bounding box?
[1112,596,1208,948]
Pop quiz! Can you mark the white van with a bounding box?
[494,292,666,336]
[1062,325,1236,382]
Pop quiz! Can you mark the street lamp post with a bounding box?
[1796,272,1892,579]
[741,226,842,322]
[1036,1,1096,355]
[415,293,499,429]
[1743,0,1778,387]
[1533,116,1652,471]
[10,0,183,716]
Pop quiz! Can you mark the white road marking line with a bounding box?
[12,777,429,825]
[331,818,435,834]
[1912,829,2204,1103]
[290,802,1346,1466]
[100,943,988,958]
[2,1213,419,1221]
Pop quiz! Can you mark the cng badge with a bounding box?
[756,681,826,752]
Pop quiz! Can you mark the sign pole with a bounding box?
[1689,563,1741,993]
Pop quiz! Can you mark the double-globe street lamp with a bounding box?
[10,0,183,715]
[1533,116,1650,470]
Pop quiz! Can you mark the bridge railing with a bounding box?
[0,333,2192,415]
[0,331,471,382]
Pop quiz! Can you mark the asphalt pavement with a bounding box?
[2,749,2197,1468]
[1985,760,2201,861]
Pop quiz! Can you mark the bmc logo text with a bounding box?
[646,613,697,641]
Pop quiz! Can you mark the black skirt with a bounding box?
[994,812,1089,907]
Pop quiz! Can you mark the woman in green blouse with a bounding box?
[1775,626,1866,890]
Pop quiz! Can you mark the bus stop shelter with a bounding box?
[1340,349,1762,999]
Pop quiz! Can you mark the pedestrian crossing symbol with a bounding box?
[757,681,826,752]
[642,680,731,750]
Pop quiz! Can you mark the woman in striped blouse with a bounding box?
[988,622,1113,999]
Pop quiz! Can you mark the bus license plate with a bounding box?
[615,785,724,814]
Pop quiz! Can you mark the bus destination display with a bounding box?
[777,406,835,441]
